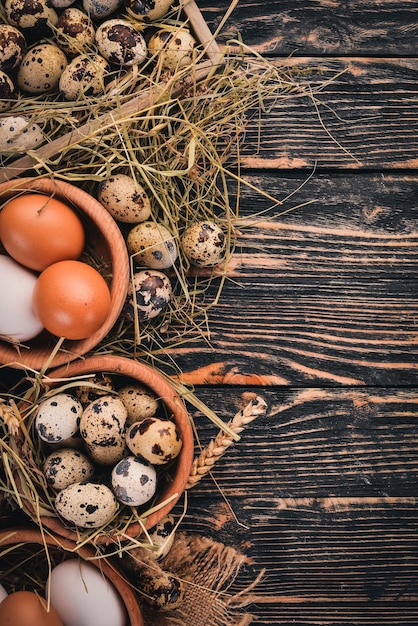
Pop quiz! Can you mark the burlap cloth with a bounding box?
[135,531,264,626]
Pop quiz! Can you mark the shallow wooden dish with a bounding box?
[0,527,144,626]
[0,177,130,371]
[17,355,193,545]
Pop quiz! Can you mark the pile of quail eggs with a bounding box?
[33,371,183,529]
[0,0,198,152]
[95,172,228,326]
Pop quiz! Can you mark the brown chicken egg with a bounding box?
[0,590,64,626]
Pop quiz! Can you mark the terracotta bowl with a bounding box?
[0,527,144,626]
[16,355,193,544]
[0,177,130,371]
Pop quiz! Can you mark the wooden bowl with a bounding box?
[0,177,130,371]
[0,527,144,626]
[18,355,193,544]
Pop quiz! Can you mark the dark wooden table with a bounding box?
[171,2,418,624]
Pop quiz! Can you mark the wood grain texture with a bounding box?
[199,0,418,56]
[179,386,418,624]
[158,173,418,386]
[239,57,418,170]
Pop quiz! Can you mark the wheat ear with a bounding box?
[185,394,268,490]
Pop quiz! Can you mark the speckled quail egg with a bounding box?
[127,221,178,269]
[97,174,151,223]
[181,220,226,267]
[148,514,176,558]
[126,417,182,465]
[118,382,159,426]
[56,8,96,57]
[124,269,172,323]
[83,0,122,21]
[55,481,118,528]
[95,19,147,67]
[35,393,83,444]
[80,395,128,465]
[0,24,26,73]
[0,115,44,153]
[126,0,173,22]
[75,372,115,406]
[111,455,157,506]
[0,71,16,112]
[59,52,110,100]
[148,28,196,72]
[5,0,59,40]
[17,43,68,94]
[43,448,95,491]
[51,0,76,7]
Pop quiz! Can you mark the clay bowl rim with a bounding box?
[0,176,130,371]
[22,354,194,544]
[0,526,144,626]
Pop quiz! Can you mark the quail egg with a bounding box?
[127,221,178,269]
[83,0,122,20]
[126,417,182,465]
[18,43,68,93]
[118,382,159,426]
[55,481,118,528]
[95,18,147,67]
[148,514,176,558]
[0,115,44,153]
[124,269,172,323]
[59,52,110,100]
[75,372,115,406]
[148,28,196,72]
[111,455,157,506]
[126,0,173,22]
[43,448,95,491]
[56,7,96,57]
[0,71,16,112]
[181,220,226,266]
[5,0,59,40]
[35,393,83,444]
[80,395,128,450]
[97,173,151,223]
[51,0,76,6]
[0,24,26,73]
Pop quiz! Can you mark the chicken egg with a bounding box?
[0,192,85,272]
[0,254,44,342]
[33,260,111,340]
[0,583,8,602]
[47,559,126,626]
[0,591,63,626]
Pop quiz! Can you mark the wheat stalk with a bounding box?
[185,393,268,490]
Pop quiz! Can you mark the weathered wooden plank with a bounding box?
[239,57,418,170]
[183,387,418,499]
[164,276,418,386]
[178,386,418,623]
[199,0,418,56]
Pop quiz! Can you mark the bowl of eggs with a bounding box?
[0,526,144,626]
[11,354,193,545]
[0,177,130,370]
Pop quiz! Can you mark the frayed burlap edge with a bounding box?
[139,531,265,626]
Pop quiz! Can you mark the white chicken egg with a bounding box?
[0,583,8,603]
[47,559,126,626]
[0,254,44,342]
